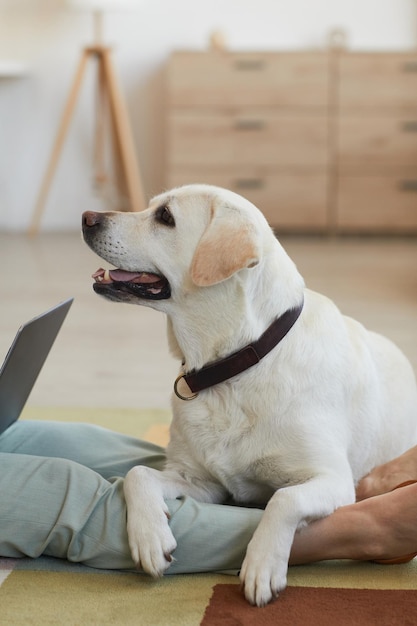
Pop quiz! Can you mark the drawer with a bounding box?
[168,112,328,167]
[337,174,417,233]
[168,51,329,109]
[338,53,417,113]
[166,168,329,231]
[338,117,417,168]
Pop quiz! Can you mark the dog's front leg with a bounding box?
[240,470,355,607]
[124,466,223,577]
[124,466,177,577]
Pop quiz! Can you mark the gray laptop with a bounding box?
[0,297,73,435]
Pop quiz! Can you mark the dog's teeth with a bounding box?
[104,269,110,281]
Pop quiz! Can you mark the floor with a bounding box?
[1,232,416,410]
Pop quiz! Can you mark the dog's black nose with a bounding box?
[82,211,102,229]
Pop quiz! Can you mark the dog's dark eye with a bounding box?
[155,205,175,227]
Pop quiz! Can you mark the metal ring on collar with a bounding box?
[174,374,199,401]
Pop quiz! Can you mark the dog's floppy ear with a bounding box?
[190,200,261,287]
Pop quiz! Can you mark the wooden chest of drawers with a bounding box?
[166,49,417,233]
[167,51,330,231]
[168,52,329,108]
[336,53,417,233]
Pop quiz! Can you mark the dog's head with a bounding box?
[82,184,273,307]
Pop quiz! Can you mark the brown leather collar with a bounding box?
[174,298,304,400]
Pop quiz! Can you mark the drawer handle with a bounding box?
[403,61,417,72]
[402,121,417,133]
[234,59,265,71]
[234,178,264,190]
[234,119,266,131]
[399,180,417,192]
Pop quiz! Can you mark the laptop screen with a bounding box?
[0,298,73,435]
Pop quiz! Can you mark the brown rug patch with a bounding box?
[202,584,417,625]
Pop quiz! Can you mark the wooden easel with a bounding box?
[28,43,146,236]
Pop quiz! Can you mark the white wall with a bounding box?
[0,0,416,231]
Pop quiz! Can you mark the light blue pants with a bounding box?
[0,420,262,574]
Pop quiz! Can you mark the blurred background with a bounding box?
[0,0,416,230]
[0,0,415,411]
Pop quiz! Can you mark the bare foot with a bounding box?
[290,482,417,565]
[361,481,417,562]
[356,445,417,501]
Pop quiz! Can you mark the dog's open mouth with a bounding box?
[92,268,171,300]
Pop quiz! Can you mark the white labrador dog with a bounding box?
[82,184,417,606]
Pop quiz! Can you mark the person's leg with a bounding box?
[0,420,166,478]
[289,481,417,565]
[0,451,134,568]
[356,445,417,500]
[4,421,417,572]
[5,449,417,573]
[0,449,262,573]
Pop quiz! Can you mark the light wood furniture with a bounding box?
[336,52,417,233]
[166,51,330,231]
[166,49,417,233]
[29,45,145,237]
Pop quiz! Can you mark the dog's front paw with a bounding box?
[240,543,288,607]
[127,502,177,578]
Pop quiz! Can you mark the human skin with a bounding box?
[289,448,417,565]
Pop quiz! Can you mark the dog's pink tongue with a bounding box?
[92,268,160,284]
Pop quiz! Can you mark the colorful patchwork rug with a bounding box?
[1,407,416,625]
